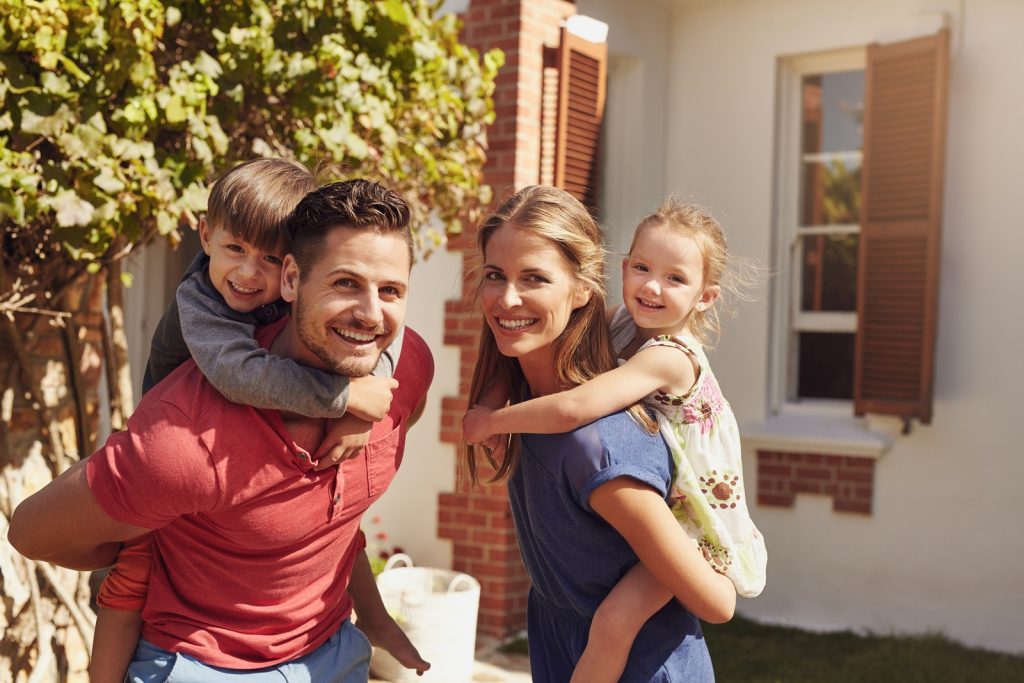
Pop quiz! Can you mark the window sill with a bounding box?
[741,413,892,459]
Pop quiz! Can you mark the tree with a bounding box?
[0,0,501,677]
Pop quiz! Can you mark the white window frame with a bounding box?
[770,46,866,417]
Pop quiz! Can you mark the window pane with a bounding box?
[801,71,864,155]
[797,332,855,399]
[800,159,861,225]
[800,233,859,312]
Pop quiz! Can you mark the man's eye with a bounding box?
[334,278,355,288]
[380,286,402,297]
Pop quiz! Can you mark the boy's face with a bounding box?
[200,220,287,313]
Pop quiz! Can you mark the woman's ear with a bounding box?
[696,284,721,312]
[572,284,592,310]
[280,255,301,303]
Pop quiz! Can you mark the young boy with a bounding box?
[90,158,406,682]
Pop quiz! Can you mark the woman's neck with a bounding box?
[518,349,559,397]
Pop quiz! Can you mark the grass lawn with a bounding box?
[704,615,1024,683]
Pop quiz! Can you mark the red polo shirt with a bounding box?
[86,320,432,668]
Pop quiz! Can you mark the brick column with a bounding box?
[437,0,577,639]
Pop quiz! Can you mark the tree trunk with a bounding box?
[1,272,106,682]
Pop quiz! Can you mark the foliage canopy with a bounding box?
[0,0,502,293]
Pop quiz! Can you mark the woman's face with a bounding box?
[480,223,590,373]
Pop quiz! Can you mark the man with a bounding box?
[9,180,434,680]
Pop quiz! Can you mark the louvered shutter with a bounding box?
[554,26,607,212]
[854,29,949,423]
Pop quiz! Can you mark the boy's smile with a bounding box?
[200,220,286,313]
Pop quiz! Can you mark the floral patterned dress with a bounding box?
[610,306,767,597]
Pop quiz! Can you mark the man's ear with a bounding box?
[280,255,300,303]
[199,218,212,256]
[572,284,592,310]
[696,284,721,312]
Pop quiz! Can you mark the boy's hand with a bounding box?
[462,405,496,444]
[356,609,431,677]
[346,376,399,422]
[314,414,372,469]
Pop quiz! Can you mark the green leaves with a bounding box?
[2,0,502,280]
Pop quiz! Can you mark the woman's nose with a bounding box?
[499,283,522,308]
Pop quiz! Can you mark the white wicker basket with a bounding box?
[369,554,481,683]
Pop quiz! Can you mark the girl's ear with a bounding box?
[696,284,721,312]
[280,255,301,303]
[621,256,629,279]
[572,284,592,310]
[199,218,212,255]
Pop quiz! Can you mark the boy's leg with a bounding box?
[92,606,144,683]
[571,563,673,683]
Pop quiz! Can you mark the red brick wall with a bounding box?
[437,0,577,639]
[757,450,876,514]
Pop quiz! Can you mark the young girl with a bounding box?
[463,196,766,683]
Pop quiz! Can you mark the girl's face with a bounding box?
[621,224,719,337]
[481,223,590,374]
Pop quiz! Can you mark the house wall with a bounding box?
[581,0,1024,654]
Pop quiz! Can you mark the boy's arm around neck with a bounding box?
[176,270,353,417]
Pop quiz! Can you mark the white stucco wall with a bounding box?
[581,0,1024,654]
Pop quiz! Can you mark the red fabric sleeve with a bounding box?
[355,529,367,553]
[97,534,153,611]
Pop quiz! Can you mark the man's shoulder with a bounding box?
[395,327,433,380]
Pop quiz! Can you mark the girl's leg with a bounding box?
[91,606,143,683]
[570,563,672,683]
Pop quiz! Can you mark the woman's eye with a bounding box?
[526,274,550,284]
[484,271,504,281]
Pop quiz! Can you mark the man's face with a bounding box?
[281,226,410,377]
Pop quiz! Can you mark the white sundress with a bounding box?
[610,306,767,598]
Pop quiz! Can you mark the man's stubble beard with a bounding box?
[294,295,383,378]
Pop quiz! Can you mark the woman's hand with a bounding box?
[463,405,496,444]
[589,478,737,624]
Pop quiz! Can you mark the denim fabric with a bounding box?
[126,619,371,683]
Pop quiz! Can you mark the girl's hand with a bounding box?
[346,376,399,422]
[463,405,496,443]
[314,414,372,469]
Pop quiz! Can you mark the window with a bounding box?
[772,31,949,423]
[775,49,866,408]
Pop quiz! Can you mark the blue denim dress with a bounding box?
[508,410,715,682]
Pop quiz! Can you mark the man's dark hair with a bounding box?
[287,179,413,273]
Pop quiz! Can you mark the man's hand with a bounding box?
[314,414,372,469]
[346,376,399,422]
[462,405,496,444]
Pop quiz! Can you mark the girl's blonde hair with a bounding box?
[463,186,655,484]
[630,196,754,347]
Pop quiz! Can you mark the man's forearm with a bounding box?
[7,459,146,570]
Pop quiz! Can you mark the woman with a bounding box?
[463,186,736,682]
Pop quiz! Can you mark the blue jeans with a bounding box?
[127,619,371,682]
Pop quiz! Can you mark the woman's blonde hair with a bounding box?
[463,186,655,484]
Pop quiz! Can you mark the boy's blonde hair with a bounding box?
[206,158,317,252]
[630,197,751,346]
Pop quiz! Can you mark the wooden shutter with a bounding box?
[554,26,607,212]
[854,29,949,423]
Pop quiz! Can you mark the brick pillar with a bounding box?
[437,0,577,639]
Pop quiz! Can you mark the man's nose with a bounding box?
[353,294,384,326]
